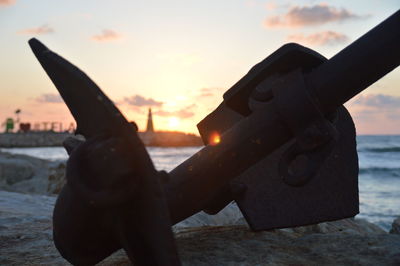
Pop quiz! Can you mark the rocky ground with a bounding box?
[0,151,66,195]
[0,189,399,265]
[0,151,399,265]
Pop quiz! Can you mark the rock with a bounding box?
[0,157,34,185]
[390,217,400,234]
[176,225,400,266]
[0,152,66,195]
[1,190,399,265]
[47,162,67,194]
[280,218,386,235]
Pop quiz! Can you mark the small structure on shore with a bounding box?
[0,108,203,147]
[139,107,202,146]
[4,118,14,133]
[146,108,154,133]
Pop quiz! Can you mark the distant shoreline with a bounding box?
[0,131,203,148]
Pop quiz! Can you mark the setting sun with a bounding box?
[168,117,180,129]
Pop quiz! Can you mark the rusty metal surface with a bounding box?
[234,106,358,230]
[29,10,399,266]
[223,43,326,116]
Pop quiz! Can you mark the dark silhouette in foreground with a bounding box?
[29,10,399,265]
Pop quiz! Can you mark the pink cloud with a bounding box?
[349,94,400,109]
[35,93,63,103]
[245,0,256,8]
[287,31,349,46]
[91,29,123,42]
[264,3,362,28]
[0,0,15,7]
[345,94,400,134]
[122,95,163,107]
[17,24,54,35]
[265,1,277,11]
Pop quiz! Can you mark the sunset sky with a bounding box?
[0,0,399,134]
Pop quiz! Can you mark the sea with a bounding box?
[1,135,399,231]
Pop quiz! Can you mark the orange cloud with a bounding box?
[199,88,214,97]
[264,3,362,28]
[17,24,54,35]
[91,29,123,42]
[0,0,15,7]
[287,31,349,46]
[154,104,196,119]
[197,87,226,98]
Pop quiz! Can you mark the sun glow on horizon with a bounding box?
[0,1,399,135]
[168,116,180,129]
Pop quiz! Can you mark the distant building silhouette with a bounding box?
[146,108,154,132]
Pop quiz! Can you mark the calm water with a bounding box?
[2,135,399,231]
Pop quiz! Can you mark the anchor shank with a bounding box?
[308,9,400,113]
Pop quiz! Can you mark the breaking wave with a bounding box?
[359,167,400,177]
[361,147,400,153]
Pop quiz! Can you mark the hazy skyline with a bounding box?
[1,1,399,134]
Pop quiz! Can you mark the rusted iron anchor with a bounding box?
[29,10,399,265]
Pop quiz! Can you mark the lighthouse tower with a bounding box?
[146,108,154,132]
